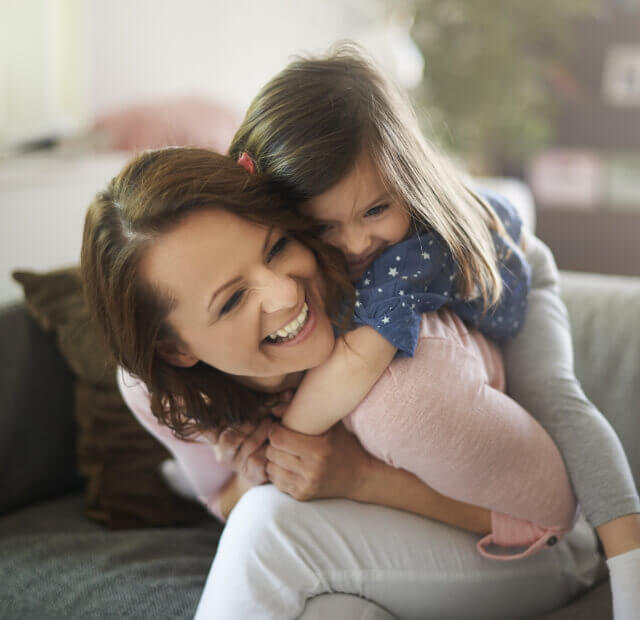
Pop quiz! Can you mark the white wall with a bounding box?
[1,0,423,305]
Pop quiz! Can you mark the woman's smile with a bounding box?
[264,301,310,343]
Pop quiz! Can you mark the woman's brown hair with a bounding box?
[230,43,507,306]
[81,147,353,438]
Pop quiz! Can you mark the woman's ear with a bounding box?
[156,341,199,368]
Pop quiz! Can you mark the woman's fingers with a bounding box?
[266,461,309,500]
[232,417,272,482]
[244,445,269,484]
[268,424,330,459]
[265,443,302,472]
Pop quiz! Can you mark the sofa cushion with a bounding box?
[11,268,207,529]
[0,303,79,515]
[0,495,222,620]
[561,270,640,490]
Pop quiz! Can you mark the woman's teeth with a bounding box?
[266,303,309,343]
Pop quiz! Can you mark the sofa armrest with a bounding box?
[0,303,81,515]
[561,270,640,490]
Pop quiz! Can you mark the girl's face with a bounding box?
[303,153,411,280]
[140,208,335,393]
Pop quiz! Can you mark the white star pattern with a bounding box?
[341,206,529,353]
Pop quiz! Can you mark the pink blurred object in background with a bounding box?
[93,98,241,153]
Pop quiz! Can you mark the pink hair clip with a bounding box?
[237,152,256,174]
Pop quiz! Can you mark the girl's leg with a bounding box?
[501,234,640,527]
[194,485,605,620]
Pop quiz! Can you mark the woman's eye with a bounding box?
[267,236,289,262]
[220,289,245,316]
[365,204,389,217]
[313,223,332,236]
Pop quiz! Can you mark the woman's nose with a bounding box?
[258,267,299,314]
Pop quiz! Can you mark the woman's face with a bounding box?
[303,153,411,280]
[140,208,335,392]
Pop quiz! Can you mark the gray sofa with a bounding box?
[1,269,639,619]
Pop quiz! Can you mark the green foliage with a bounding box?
[409,0,600,173]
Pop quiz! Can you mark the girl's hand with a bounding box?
[265,422,372,501]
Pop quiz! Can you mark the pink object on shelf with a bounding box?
[93,98,241,153]
[527,149,603,209]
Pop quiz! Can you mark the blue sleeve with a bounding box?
[448,190,531,341]
[351,232,458,357]
[351,191,531,354]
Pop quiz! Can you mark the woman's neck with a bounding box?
[236,370,305,394]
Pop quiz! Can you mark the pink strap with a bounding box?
[237,152,255,174]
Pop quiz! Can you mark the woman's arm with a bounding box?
[281,327,396,435]
[117,367,235,516]
[266,421,491,535]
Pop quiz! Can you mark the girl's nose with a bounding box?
[258,267,299,314]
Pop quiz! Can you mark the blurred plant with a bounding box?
[408,0,602,175]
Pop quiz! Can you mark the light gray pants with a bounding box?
[195,485,604,620]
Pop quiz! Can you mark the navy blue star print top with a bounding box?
[351,190,531,356]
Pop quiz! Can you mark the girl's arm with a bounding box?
[501,232,640,616]
[502,232,640,529]
[281,326,396,435]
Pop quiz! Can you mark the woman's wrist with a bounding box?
[218,473,256,519]
[348,448,377,502]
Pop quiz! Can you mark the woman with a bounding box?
[82,147,602,619]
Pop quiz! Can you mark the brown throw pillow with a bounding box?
[12,267,208,529]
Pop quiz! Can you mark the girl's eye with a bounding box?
[267,236,290,262]
[220,289,246,316]
[365,204,389,217]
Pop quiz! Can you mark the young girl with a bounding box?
[237,148,530,436]
[228,44,640,617]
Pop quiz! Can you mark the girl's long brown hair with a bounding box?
[81,147,353,438]
[230,43,506,306]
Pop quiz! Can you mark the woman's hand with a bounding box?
[265,422,372,501]
[204,417,273,484]
[202,390,294,484]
